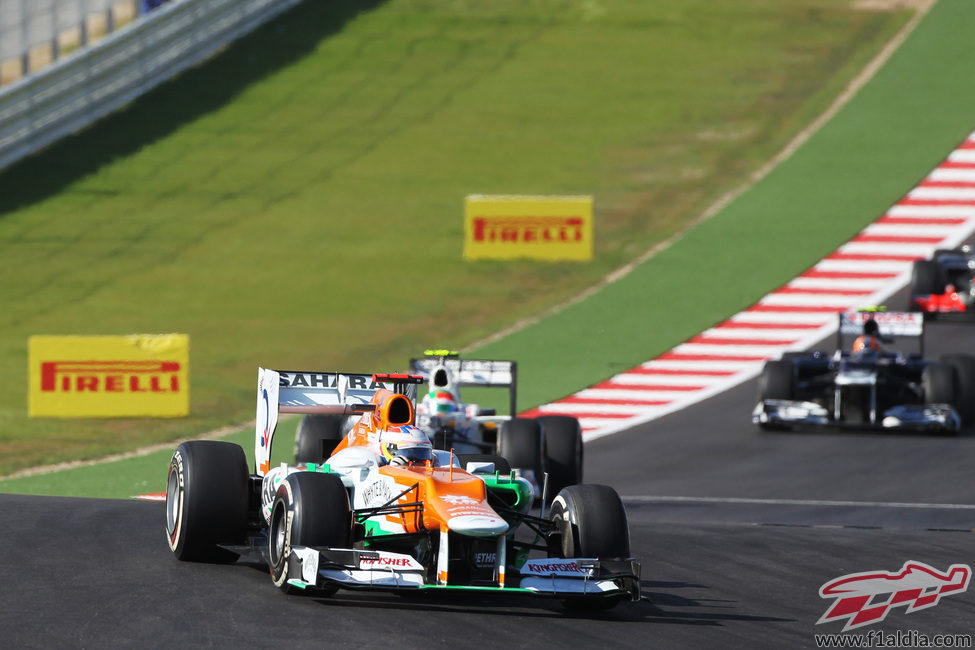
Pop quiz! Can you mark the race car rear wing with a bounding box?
[409,352,518,415]
[837,310,925,355]
[255,368,423,476]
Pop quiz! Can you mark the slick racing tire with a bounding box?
[922,363,959,431]
[269,471,351,594]
[758,359,793,401]
[941,354,975,427]
[537,415,583,501]
[549,484,630,611]
[911,259,943,296]
[294,414,347,464]
[457,453,512,475]
[497,417,543,486]
[166,441,248,563]
[548,484,630,560]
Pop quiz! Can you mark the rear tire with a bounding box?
[294,414,347,464]
[497,417,543,483]
[166,441,248,562]
[911,259,943,296]
[269,471,351,594]
[537,415,583,500]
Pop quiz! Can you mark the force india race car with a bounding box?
[752,311,975,433]
[910,246,975,318]
[293,351,584,503]
[165,369,640,608]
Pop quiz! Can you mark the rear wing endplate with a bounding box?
[255,368,423,476]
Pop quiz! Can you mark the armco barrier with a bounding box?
[0,0,300,172]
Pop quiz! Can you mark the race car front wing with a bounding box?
[282,545,641,602]
[752,399,960,432]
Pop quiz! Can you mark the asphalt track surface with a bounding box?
[4,288,975,648]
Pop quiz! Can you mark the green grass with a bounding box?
[0,0,918,479]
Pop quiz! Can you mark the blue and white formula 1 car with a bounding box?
[165,368,640,608]
[753,311,975,433]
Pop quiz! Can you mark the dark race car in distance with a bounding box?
[752,311,975,434]
[910,246,975,318]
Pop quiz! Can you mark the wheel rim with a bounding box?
[165,467,180,538]
[270,500,287,567]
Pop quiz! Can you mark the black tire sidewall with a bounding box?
[922,362,957,407]
[940,354,975,426]
[912,259,942,296]
[497,417,542,478]
[166,440,248,562]
[537,415,583,498]
[269,471,351,589]
[759,359,793,401]
[549,484,630,559]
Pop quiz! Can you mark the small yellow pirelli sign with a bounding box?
[464,195,593,261]
[28,334,190,417]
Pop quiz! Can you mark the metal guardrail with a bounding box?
[0,0,300,171]
[1,1,122,64]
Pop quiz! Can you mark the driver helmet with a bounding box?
[379,425,435,466]
[425,389,458,415]
[852,335,881,354]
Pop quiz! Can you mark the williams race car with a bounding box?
[752,311,975,433]
[910,246,975,318]
[166,368,639,608]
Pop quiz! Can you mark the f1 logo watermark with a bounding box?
[817,561,971,632]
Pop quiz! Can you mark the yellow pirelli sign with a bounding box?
[28,334,190,418]
[464,195,593,261]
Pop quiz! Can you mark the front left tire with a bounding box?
[269,471,351,593]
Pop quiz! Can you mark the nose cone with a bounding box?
[447,514,509,537]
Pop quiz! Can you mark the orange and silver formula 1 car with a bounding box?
[165,368,640,608]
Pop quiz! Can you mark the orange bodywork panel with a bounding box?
[379,464,497,534]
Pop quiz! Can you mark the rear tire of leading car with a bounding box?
[294,414,347,464]
[549,484,630,611]
[166,441,248,563]
[269,471,351,594]
[537,415,583,501]
[497,417,543,485]
[940,355,975,428]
